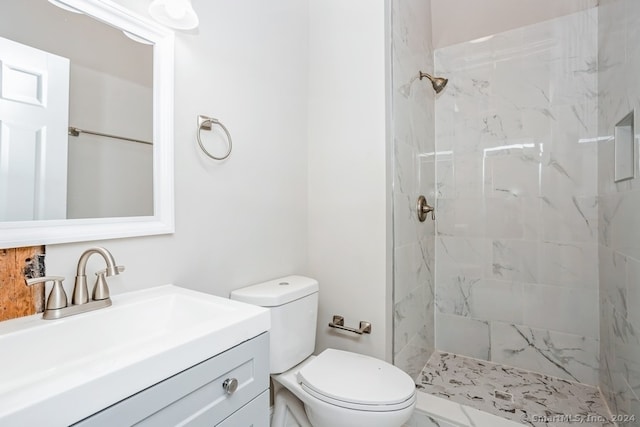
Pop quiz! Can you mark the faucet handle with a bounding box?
[96,265,126,276]
[92,266,124,301]
[26,276,68,311]
[92,272,110,301]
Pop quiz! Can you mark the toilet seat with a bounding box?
[297,349,416,412]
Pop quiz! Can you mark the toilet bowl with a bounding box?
[230,276,416,427]
[273,350,415,427]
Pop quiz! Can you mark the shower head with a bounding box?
[419,71,448,94]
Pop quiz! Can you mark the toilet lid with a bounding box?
[297,349,415,410]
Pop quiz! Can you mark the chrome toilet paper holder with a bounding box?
[328,315,372,335]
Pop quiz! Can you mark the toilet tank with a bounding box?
[230,276,319,374]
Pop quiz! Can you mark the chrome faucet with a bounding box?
[26,247,124,320]
[72,247,122,305]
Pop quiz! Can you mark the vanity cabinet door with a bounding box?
[73,332,269,427]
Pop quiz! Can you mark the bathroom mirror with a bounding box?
[0,0,174,248]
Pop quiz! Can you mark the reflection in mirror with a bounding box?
[0,0,174,248]
[0,0,153,221]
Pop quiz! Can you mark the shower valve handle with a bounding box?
[417,195,435,222]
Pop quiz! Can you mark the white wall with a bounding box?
[430,0,597,48]
[47,0,310,303]
[307,0,391,361]
[45,0,393,364]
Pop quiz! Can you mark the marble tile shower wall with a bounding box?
[598,0,640,419]
[391,0,436,380]
[433,9,600,385]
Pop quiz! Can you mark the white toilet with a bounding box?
[230,275,416,427]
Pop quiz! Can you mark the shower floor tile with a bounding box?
[417,352,614,427]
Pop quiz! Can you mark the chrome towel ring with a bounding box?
[197,115,233,160]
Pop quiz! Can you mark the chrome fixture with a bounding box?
[25,247,124,320]
[68,126,152,146]
[417,195,435,222]
[25,276,68,313]
[223,378,239,395]
[419,71,448,94]
[197,115,233,160]
[73,247,123,305]
[328,315,372,335]
[93,266,125,300]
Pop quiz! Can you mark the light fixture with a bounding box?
[148,0,199,30]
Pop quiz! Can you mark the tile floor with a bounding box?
[412,352,617,427]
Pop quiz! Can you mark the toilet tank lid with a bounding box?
[230,275,318,307]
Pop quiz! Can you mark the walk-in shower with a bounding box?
[392,0,640,425]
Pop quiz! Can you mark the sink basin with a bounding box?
[0,284,270,426]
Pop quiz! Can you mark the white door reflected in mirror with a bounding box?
[0,36,69,221]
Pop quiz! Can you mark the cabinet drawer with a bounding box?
[216,390,269,427]
[75,332,269,427]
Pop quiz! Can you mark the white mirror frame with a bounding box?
[0,0,174,249]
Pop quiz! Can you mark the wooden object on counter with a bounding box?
[0,247,45,321]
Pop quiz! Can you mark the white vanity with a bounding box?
[0,285,271,426]
[75,333,270,426]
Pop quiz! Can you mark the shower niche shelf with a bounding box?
[614,110,635,182]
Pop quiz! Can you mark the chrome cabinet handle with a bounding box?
[222,378,238,395]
